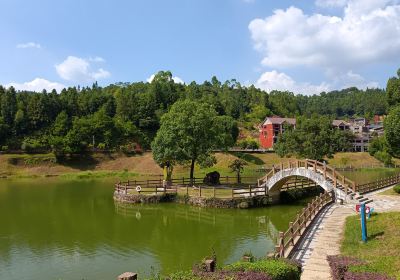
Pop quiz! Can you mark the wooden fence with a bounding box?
[356,174,400,194]
[114,175,319,199]
[274,191,333,258]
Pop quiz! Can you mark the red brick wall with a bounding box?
[259,123,274,149]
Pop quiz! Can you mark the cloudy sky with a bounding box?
[1,0,400,94]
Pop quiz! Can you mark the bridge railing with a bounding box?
[274,191,333,258]
[258,159,357,194]
[356,174,400,194]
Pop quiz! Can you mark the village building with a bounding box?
[259,116,296,149]
[259,116,384,152]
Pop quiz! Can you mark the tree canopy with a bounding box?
[0,70,388,155]
[151,99,238,181]
[274,116,354,160]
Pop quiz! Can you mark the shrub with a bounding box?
[393,185,400,194]
[374,151,393,167]
[344,271,394,280]
[327,255,365,280]
[224,258,301,280]
[155,270,272,280]
[196,271,272,280]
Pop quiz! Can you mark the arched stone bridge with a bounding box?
[257,160,372,205]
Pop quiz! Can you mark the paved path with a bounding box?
[292,203,354,280]
[295,186,400,280]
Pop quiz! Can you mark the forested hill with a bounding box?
[0,71,387,153]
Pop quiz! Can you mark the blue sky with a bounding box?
[1,0,400,94]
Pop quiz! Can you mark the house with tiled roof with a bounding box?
[259,116,296,149]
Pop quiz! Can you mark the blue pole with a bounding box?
[360,203,367,242]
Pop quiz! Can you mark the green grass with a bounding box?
[379,185,400,196]
[341,212,400,279]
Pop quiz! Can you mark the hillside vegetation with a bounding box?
[0,152,392,180]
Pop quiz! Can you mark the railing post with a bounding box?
[289,222,294,245]
[199,185,202,197]
[279,231,284,257]
[186,185,189,196]
[313,160,317,172]
[249,185,252,197]
[232,187,234,198]
[280,163,284,171]
[213,187,216,198]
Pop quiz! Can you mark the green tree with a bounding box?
[387,69,400,106]
[0,117,9,145]
[228,159,248,183]
[274,116,352,160]
[1,87,17,126]
[384,106,400,156]
[151,100,237,183]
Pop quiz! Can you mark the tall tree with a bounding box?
[384,106,400,157]
[151,100,237,182]
[387,69,400,107]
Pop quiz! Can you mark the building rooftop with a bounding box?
[332,120,351,127]
[261,116,296,126]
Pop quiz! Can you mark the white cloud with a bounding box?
[55,56,111,83]
[248,0,400,88]
[255,70,331,95]
[6,78,65,92]
[146,73,184,84]
[16,42,41,49]
[254,70,378,95]
[334,71,379,89]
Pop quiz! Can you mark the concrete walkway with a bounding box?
[292,204,354,280]
[295,186,400,280]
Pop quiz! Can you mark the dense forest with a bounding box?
[0,71,388,155]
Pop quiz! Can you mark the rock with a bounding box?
[204,259,216,272]
[203,171,220,185]
[238,201,249,209]
[117,272,137,280]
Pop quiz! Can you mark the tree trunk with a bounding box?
[190,158,195,185]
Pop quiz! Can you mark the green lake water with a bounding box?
[0,179,308,280]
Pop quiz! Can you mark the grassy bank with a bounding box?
[341,212,400,279]
[0,151,397,182]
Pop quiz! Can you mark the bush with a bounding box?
[327,255,365,280]
[344,271,394,280]
[374,151,393,167]
[224,258,301,280]
[393,185,400,194]
[151,270,272,280]
[21,137,48,153]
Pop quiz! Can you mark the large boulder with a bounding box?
[203,171,220,185]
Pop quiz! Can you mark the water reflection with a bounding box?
[0,180,306,279]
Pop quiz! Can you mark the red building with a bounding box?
[259,116,296,149]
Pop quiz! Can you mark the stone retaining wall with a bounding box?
[113,192,272,209]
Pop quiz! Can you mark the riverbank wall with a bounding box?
[113,186,321,209]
